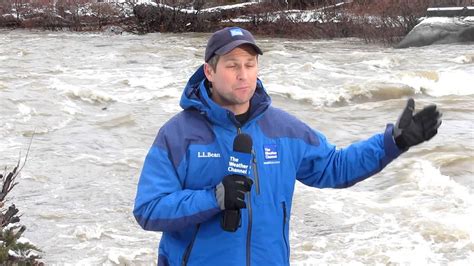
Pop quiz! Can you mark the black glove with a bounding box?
[216,175,253,210]
[393,98,442,151]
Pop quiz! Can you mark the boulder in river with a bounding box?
[396,14,474,48]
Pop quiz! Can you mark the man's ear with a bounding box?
[204,63,214,82]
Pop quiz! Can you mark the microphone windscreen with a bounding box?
[233,133,253,154]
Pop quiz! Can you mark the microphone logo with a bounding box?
[228,155,250,175]
[221,133,253,232]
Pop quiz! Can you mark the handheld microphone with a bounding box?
[221,133,253,232]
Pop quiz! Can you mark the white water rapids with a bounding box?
[1,30,473,264]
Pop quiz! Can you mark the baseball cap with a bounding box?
[205,27,263,62]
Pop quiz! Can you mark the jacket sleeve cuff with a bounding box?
[384,123,404,159]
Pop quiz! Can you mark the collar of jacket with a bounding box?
[180,65,271,129]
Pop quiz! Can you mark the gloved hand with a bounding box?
[216,175,253,210]
[393,98,442,151]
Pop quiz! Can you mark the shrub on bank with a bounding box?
[0,150,43,264]
[0,0,128,31]
[349,0,431,44]
[130,0,433,43]
[132,3,219,33]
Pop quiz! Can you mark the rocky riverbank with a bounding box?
[0,0,432,44]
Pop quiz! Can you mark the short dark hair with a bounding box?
[206,55,220,72]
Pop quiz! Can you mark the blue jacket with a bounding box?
[133,65,402,266]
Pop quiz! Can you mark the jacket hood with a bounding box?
[179,65,271,128]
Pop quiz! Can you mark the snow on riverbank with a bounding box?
[418,16,474,26]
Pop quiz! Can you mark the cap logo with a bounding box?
[229,28,244,37]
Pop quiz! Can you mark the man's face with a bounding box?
[204,44,258,115]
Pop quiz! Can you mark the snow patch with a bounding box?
[418,16,474,26]
[427,6,474,12]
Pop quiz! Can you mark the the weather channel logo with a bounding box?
[228,155,250,175]
[264,144,278,160]
[230,28,243,36]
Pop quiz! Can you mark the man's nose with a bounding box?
[237,66,248,80]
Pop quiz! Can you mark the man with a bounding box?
[133,27,441,266]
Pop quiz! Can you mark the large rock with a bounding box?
[396,16,474,48]
[103,25,124,35]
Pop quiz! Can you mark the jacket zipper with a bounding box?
[237,126,252,266]
[181,224,200,266]
[282,202,289,262]
[246,190,252,266]
[252,150,260,195]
